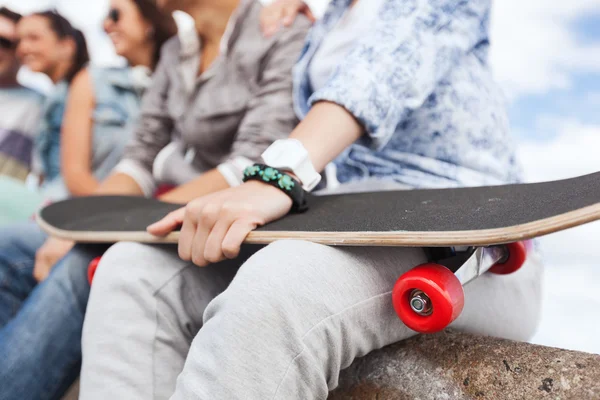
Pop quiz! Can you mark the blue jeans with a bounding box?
[0,221,106,400]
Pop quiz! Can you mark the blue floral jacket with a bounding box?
[293,0,523,188]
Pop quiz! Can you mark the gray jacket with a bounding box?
[114,0,310,195]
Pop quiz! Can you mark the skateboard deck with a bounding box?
[36,172,600,247]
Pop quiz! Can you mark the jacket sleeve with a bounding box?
[113,40,177,195]
[218,17,311,186]
[309,0,491,150]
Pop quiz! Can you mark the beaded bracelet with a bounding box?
[243,164,308,213]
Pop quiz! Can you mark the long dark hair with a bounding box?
[0,7,22,23]
[32,10,90,83]
[132,0,178,69]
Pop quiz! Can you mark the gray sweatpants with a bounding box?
[80,238,543,399]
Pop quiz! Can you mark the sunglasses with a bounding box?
[0,36,16,50]
[106,8,121,24]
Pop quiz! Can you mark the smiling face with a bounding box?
[0,14,20,79]
[16,15,67,75]
[104,0,153,60]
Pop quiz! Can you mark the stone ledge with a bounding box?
[331,330,600,399]
[63,331,600,399]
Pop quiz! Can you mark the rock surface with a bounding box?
[331,330,600,399]
[63,330,600,399]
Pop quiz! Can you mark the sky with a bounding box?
[3,0,600,354]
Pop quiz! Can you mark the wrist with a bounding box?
[246,180,293,205]
[243,164,307,213]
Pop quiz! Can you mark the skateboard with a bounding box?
[36,172,600,334]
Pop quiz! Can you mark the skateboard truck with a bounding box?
[392,242,528,334]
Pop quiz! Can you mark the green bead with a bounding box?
[244,165,261,176]
[263,167,278,181]
[278,174,295,191]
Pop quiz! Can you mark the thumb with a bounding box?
[303,6,316,23]
[33,258,48,283]
[147,207,186,236]
[282,3,300,26]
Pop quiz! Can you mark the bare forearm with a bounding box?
[94,173,145,196]
[158,169,230,204]
[65,172,100,196]
[289,101,363,172]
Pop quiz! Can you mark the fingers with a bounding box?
[261,0,306,37]
[189,203,220,267]
[33,266,48,283]
[177,199,263,267]
[33,253,51,283]
[147,207,185,236]
[177,200,204,262]
[31,238,75,282]
[176,183,283,267]
[302,5,316,23]
[203,201,264,263]
[203,209,238,264]
[281,3,299,26]
[221,218,259,260]
[260,0,285,36]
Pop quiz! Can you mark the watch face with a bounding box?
[262,139,321,191]
[264,141,305,167]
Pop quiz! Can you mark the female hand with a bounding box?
[260,0,316,37]
[148,181,292,267]
[33,237,75,282]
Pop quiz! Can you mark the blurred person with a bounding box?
[0,10,89,226]
[79,0,543,398]
[15,10,90,199]
[0,0,309,399]
[0,1,177,398]
[60,0,178,198]
[0,7,44,224]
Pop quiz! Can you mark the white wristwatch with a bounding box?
[261,139,322,191]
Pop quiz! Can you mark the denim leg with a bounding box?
[0,243,107,400]
[0,221,47,326]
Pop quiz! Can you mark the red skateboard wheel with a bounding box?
[392,263,464,334]
[489,242,527,275]
[87,257,102,285]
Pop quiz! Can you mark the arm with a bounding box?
[152,0,492,265]
[159,17,310,204]
[148,102,362,250]
[94,172,145,196]
[34,52,178,277]
[157,169,229,204]
[310,0,491,149]
[60,68,100,196]
[289,102,362,172]
[216,17,311,186]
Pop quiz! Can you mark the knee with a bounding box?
[91,242,150,289]
[91,242,181,296]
